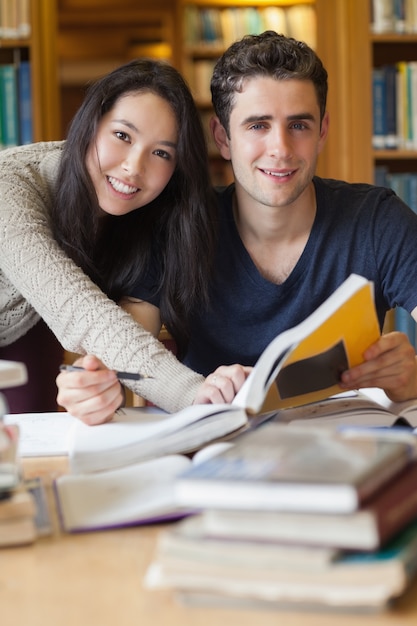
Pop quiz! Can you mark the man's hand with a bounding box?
[340,331,417,402]
[193,364,252,405]
[56,355,123,425]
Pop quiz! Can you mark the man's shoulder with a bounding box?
[314,176,399,214]
[314,175,395,199]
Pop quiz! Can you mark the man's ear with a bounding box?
[209,116,231,160]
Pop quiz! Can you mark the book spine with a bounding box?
[406,62,414,148]
[383,64,399,148]
[0,68,4,149]
[17,60,32,145]
[394,305,416,346]
[396,60,406,148]
[393,0,407,32]
[372,67,386,149]
[371,0,395,33]
[1,64,19,148]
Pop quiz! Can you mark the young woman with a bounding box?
[0,58,246,414]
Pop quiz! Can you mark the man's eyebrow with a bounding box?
[112,118,177,148]
[240,112,317,126]
[240,114,272,126]
[287,113,316,122]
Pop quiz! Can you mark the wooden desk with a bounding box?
[2,457,417,626]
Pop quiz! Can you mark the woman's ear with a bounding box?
[209,116,231,161]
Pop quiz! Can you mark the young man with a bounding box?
[58,32,417,424]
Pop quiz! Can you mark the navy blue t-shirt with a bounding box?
[129,177,417,376]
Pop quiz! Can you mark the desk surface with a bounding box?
[2,457,417,626]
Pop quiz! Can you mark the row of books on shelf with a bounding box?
[0,60,32,149]
[374,166,417,345]
[183,3,316,50]
[0,0,30,39]
[372,62,417,151]
[371,0,417,34]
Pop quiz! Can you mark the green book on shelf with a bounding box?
[0,64,19,148]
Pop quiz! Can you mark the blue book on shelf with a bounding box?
[394,306,416,348]
[0,64,19,148]
[17,61,32,145]
[374,165,389,187]
[383,64,398,148]
[406,173,417,214]
[372,67,386,149]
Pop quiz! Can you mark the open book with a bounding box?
[271,388,417,429]
[233,273,380,413]
[67,404,248,474]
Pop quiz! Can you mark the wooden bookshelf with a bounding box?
[57,0,176,137]
[0,0,61,143]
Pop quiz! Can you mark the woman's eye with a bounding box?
[115,131,129,141]
[154,149,171,160]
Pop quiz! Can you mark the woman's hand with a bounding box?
[56,355,123,425]
[193,364,252,405]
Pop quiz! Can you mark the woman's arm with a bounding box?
[119,297,162,337]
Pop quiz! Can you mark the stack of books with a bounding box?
[0,419,38,547]
[144,422,417,613]
[1,359,50,547]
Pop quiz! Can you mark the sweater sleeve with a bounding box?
[0,143,204,413]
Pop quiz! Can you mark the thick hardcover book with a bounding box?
[145,520,417,612]
[174,423,415,514]
[194,459,417,551]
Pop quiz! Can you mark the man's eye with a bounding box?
[291,122,307,131]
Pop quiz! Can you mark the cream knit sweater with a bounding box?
[0,142,204,412]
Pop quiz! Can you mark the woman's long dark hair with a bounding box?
[51,59,218,358]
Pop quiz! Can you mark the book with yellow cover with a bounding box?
[233,273,380,414]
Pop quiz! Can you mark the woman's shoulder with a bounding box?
[0,140,65,161]
[0,141,65,185]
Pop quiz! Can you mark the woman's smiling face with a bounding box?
[86,91,178,216]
